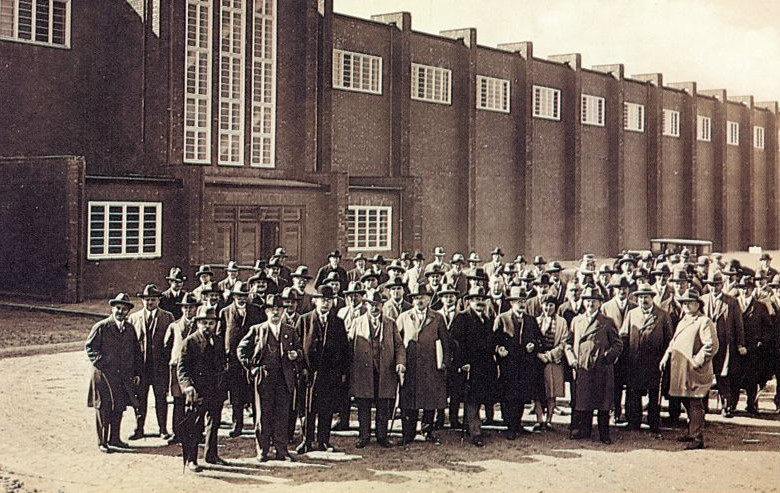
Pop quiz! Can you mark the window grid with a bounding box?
[623,102,645,132]
[581,94,605,127]
[754,126,765,150]
[697,115,711,142]
[476,75,510,113]
[662,109,680,137]
[218,0,245,166]
[184,0,212,163]
[0,0,70,48]
[411,63,451,105]
[88,202,162,260]
[533,85,560,121]
[346,206,392,251]
[250,0,276,168]
[333,49,382,95]
[727,121,739,146]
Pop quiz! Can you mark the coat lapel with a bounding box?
[579,315,600,342]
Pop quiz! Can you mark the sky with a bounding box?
[333,0,780,102]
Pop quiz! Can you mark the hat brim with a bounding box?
[196,270,214,277]
[438,290,460,297]
[343,290,366,295]
[109,300,135,309]
[632,290,656,297]
[137,293,162,298]
[166,276,187,282]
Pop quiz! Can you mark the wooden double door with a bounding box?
[214,205,302,266]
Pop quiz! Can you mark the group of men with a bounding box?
[85,246,780,469]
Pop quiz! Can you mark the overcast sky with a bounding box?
[333,0,780,102]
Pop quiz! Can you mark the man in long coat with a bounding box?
[434,284,461,429]
[600,277,636,424]
[295,285,351,453]
[570,287,623,444]
[451,287,499,447]
[494,287,544,440]
[396,284,451,445]
[735,276,772,415]
[86,294,142,453]
[620,283,673,432]
[348,292,406,448]
[128,284,175,440]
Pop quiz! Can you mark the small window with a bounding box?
[697,115,711,142]
[0,0,70,48]
[533,85,560,120]
[623,102,645,132]
[476,75,510,113]
[333,49,382,95]
[727,121,739,146]
[88,202,162,260]
[347,205,391,251]
[411,63,451,104]
[581,94,605,127]
[662,109,680,137]
[754,126,765,150]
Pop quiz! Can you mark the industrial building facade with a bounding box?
[0,0,778,302]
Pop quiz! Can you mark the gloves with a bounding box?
[496,346,509,358]
[738,346,747,356]
[525,342,535,353]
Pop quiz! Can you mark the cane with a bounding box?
[389,382,401,436]
[460,368,470,445]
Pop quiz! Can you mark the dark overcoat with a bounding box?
[451,309,498,404]
[177,330,228,405]
[396,309,450,410]
[620,305,673,390]
[159,288,186,320]
[86,317,142,410]
[571,313,623,411]
[348,313,406,399]
[237,321,302,394]
[493,311,543,403]
[219,303,265,405]
[127,308,176,374]
[296,311,351,412]
[738,298,772,387]
[700,292,744,377]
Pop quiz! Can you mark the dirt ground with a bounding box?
[0,308,99,350]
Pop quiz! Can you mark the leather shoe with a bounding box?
[472,436,484,447]
[258,454,271,463]
[160,430,172,440]
[186,461,202,473]
[275,452,296,462]
[295,441,313,454]
[677,435,696,443]
[128,430,144,440]
[532,423,544,432]
[228,429,242,438]
[167,436,181,445]
[505,431,517,441]
[685,440,704,450]
[354,438,367,449]
[322,443,340,453]
[98,444,111,454]
[108,440,131,450]
[600,436,613,445]
[425,433,441,445]
[377,439,393,448]
[570,431,589,440]
[205,456,229,466]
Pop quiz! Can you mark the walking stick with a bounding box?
[389,382,401,435]
[461,368,470,445]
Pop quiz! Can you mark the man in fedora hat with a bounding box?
[545,262,566,305]
[530,255,547,279]
[324,271,347,312]
[380,260,407,299]
[163,292,200,445]
[423,265,446,311]
[767,275,780,412]
[464,252,482,277]
[383,278,411,321]
[445,254,469,296]
[735,276,772,415]
[266,257,290,295]
[758,253,778,281]
[494,286,544,440]
[396,284,451,445]
[368,254,390,286]
[558,281,585,327]
[217,261,241,299]
[271,247,293,282]
[247,271,270,311]
[219,281,264,437]
[526,273,554,318]
[178,306,230,470]
[434,283,461,429]
[200,282,226,316]
[425,246,449,274]
[160,267,187,320]
[348,291,406,448]
[191,265,215,302]
[238,294,304,462]
[314,250,348,293]
[128,284,176,441]
[620,283,673,432]
[86,293,143,453]
[569,287,623,444]
[360,271,381,296]
[659,289,718,449]
[651,264,673,306]
[295,285,351,453]
[399,251,413,272]
[601,276,637,424]
[596,264,614,301]
[484,274,509,319]
[289,266,313,314]
[347,253,368,283]
[335,280,367,430]
[457,268,489,312]
[451,286,499,446]
[280,287,304,441]
[404,251,426,291]
[700,271,745,417]
[483,248,505,279]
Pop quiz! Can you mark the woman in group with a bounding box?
[536,294,570,429]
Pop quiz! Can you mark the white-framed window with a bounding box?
[88,202,162,260]
[218,0,245,166]
[184,0,212,163]
[754,126,765,150]
[623,102,645,132]
[697,115,711,142]
[411,63,451,105]
[727,121,739,146]
[476,75,510,113]
[581,94,605,127]
[333,49,382,95]
[662,109,680,137]
[347,206,391,251]
[533,85,560,121]
[250,0,276,168]
[0,0,70,48]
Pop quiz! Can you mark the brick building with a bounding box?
[0,0,778,302]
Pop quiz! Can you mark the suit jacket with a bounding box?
[493,310,543,402]
[525,294,550,318]
[570,312,623,411]
[348,313,406,399]
[395,309,450,409]
[482,261,503,279]
[652,283,673,306]
[558,300,585,327]
[218,303,265,369]
[445,269,469,296]
[383,298,411,321]
[600,297,637,332]
[177,330,228,404]
[164,316,197,397]
[128,308,176,373]
[451,309,498,403]
[314,265,348,292]
[266,276,290,295]
[700,292,745,376]
[484,295,510,318]
[159,288,186,320]
[217,277,239,298]
[347,267,366,283]
[620,305,673,389]
[237,321,302,394]
[404,266,424,291]
[86,317,142,410]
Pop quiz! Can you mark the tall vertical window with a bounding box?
[184,0,212,163]
[581,94,605,126]
[251,0,276,168]
[333,49,382,94]
[623,102,645,132]
[697,115,711,142]
[218,0,245,165]
[87,202,162,260]
[533,86,560,120]
[727,121,739,146]
[347,206,392,251]
[0,0,70,47]
[411,63,451,105]
[754,126,765,150]
[476,75,510,113]
[662,109,680,137]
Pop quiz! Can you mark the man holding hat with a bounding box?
[483,248,504,279]
[178,306,229,470]
[219,281,264,437]
[217,261,241,299]
[86,293,143,453]
[128,284,175,440]
[295,285,351,453]
[191,265,215,302]
[348,291,407,448]
[160,267,187,320]
[601,276,637,424]
[314,250,348,293]
[620,283,673,432]
[237,294,304,462]
[348,253,368,283]
[659,289,718,449]
[425,246,449,274]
